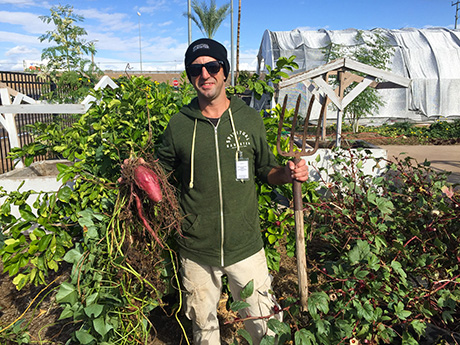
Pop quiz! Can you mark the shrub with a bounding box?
[237,146,460,345]
[1,75,195,344]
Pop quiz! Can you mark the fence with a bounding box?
[0,71,73,174]
[0,71,51,100]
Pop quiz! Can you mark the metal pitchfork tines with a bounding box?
[276,93,327,311]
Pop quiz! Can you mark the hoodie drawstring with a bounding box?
[228,108,240,162]
[189,107,239,189]
[189,118,197,189]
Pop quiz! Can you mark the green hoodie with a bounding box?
[157,96,278,267]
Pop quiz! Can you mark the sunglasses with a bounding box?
[187,61,223,77]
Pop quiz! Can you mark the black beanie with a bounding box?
[184,38,230,80]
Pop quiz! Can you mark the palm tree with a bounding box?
[185,0,231,39]
[236,0,241,81]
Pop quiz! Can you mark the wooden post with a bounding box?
[335,70,344,148]
[0,88,23,168]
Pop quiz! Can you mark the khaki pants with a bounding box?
[180,249,282,345]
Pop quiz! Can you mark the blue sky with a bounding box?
[0,0,456,72]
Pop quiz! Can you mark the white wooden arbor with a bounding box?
[279,58,411,147]
[0,76,118,169]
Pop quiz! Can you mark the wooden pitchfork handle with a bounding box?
[277,94,327,312]
[292,160,309,311]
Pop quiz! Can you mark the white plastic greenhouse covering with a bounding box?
[256,28,460,121]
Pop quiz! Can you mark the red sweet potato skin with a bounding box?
[133,193,164,248]
[134,165,163,203]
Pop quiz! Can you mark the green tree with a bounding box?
[38,4,101,103]
[324,30,395,133]
[185,0,230,38]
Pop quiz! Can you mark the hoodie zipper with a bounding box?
[209,118,225,267]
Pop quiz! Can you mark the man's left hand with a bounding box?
[287,159,309,183]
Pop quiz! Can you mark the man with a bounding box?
[156,38,309,345]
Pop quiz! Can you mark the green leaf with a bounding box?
[395,301,411,320]
[376,197,394,215]
[260,335,276,345]
[47,259,58,271]
[367,254,380,270]
[294,328,315,345]
[63,248,83,264]
[253,82,264,96]
[402,331,418,345]
[56,163,70,173]
[108,99,121,108]
[307,291,329,317]
[19,204,36,222]
[237,329,253,345]
[86,292,99,306]
[38,234,53,251]
[58,304,74,320]
[441,310,454,323]
[93,316,113,337]
[75,330,95,344]
[315,318,330,335]
[230,300,250,311]
[348,240,370,264]
[57,186,72,203]
[84,303,104,318]
[267,234,277,244]
[24,156,34,166]
[267,318,290,336]
[12,273,29,290]
[240,280,254,300]
[360,300,375,322]
[391,260,407,284]
[0,200,11,215]
[56,282,78,305]
[410,320,426,337]
[354,268,369,279]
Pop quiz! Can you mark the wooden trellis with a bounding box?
[279,58,411,147]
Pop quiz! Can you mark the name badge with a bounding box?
[236,153,249,181]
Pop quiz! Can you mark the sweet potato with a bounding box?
[133,193,164,248]
[134,165,163,203]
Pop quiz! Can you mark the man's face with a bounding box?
[189,56,226,103]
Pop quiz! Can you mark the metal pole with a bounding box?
[137,12,143,72]
[188,0,192,45]
[453,1,459,29]
[230,0,234,86]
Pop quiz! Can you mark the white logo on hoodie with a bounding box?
[226,130,251,149]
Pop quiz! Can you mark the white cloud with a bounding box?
[295,25,329,31]
[5,45,40,56]
[93,36,188,71]
[159,21,173,27]
[237,49,258,71]
[76,8,134,33]
[137,0,174,15]
[0,0,45,7]
[89,31,139,52]
[0,30,41,45]
[0,11,49,34]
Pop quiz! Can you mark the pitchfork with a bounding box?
[276,93,327,311]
